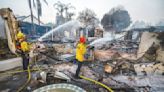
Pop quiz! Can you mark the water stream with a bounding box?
[38,20,81,41]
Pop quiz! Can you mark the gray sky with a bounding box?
[0,0,164,24]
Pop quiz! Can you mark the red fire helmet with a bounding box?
[79,37,86,43]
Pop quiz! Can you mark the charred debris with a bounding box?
[23,26,164,92]
[0,8,164,92]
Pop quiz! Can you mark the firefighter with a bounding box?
[75,36,87,78]
[16,31,30,70]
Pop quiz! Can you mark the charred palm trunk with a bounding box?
[28,0,34,35]
[38,13,40,25]
[37,0,41,25]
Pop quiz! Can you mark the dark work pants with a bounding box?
[22,54,29,70]
[75,61,83,77]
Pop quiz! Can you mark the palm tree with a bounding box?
[53,1,75,22]
[28,0,34,34]
[64,3,75,19]
[27,0,48,36]
[27,0,48,35]
[67,12,75,21]
[53,1,65,17]
[33,0,48,25]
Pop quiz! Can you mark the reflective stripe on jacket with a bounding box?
[76,43,86,62]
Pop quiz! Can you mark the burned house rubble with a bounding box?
[1,23,164,92]
[33,26,164,92]
[0,4,164,92]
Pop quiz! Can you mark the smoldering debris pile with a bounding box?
[1,31,164,92]
[30,31,164,92]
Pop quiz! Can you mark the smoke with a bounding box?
[101,6,131,31]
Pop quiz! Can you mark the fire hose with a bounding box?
[0,59,44,92]
[16,65,31,92]
[17,55,41,92]
[1,53,114,92]
[79,75,114,92]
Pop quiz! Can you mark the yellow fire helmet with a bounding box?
[17,31,25,39]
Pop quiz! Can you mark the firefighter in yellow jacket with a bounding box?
[16,31,30,70]
[75,36,87,78]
